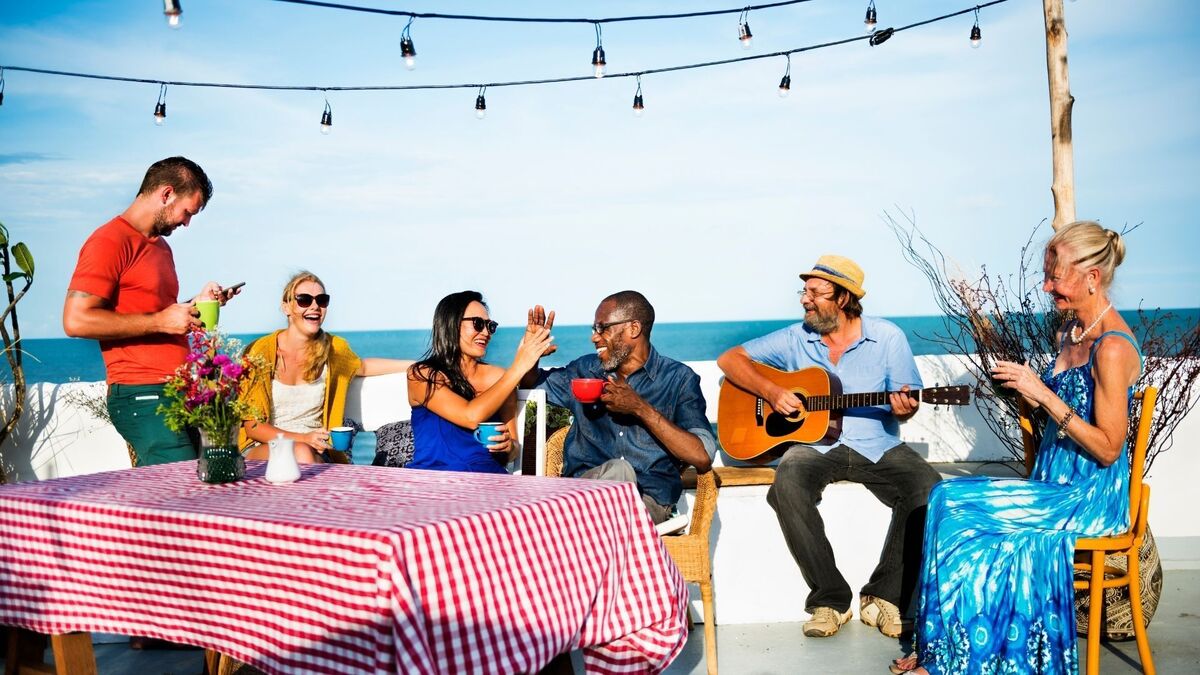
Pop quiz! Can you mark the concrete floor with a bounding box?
[4,570,1197,674]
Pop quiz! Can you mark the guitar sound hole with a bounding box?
[765,393,807,437]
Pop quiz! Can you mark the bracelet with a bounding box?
[1056,409,1075,439]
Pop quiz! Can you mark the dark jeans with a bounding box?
[766,443,941,617]
[107,383,197,466]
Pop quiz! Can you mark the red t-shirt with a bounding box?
[68,217,187,385]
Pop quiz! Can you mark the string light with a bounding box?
[2,0,1009,129]
[632,75,644,116]
[738,8,754,49]
[970,7,982,48]
[400,17,417,70]
[475,86,487,119]
[153,83,167,125]
[591,23,607,78]
[320,97,332,134]
[864,0,878,32]
[869,26,894,46]
[778,54,791,98]
[163,0,182,29]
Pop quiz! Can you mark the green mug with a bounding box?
[196,300,220,330]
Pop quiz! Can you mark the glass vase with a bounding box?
[197,425,245,484]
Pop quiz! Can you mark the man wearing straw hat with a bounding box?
[718,255,941,640]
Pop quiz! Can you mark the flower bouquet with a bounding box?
[159,327,264,483]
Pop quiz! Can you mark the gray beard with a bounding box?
[803,310,841,335]
[600,342,632,371]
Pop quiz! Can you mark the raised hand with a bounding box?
[514,326,555,372]
[526,305,557,356]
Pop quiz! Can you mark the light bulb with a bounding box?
[320,109,332,135]
[400,36,417,71]
[632,93,644,117]
[865,6,877,32]
[592,47,607,78]
[475,94,487,119]
[163,0,182,29]
[970,25,982,49]
[778,75,792,98]
[153,102,167,126]
[739,22,753,49]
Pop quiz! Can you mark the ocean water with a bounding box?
[17,309,1198,384]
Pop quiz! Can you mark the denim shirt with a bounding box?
[740,316,922,462]
[535,346,716,506]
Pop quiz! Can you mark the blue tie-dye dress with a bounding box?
[914,332,1140,674]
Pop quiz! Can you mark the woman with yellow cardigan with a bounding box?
[239,271,412,463]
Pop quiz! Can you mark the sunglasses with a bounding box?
[294,293,330,308]
[462,317,499,334]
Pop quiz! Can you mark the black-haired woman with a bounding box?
[406,290,553,473]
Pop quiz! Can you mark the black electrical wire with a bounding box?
[269,0,819,24]
[1,1,1009,94]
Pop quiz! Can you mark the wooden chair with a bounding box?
[544,427,719,675]
[1019,387,1157,675]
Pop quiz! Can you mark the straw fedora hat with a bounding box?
[799,254,866,299]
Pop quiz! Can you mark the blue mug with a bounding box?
[473,422,507,447]
[329,426,354,452]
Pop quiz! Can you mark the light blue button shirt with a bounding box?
[740,316,921,462]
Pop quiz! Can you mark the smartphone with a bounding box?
[225,282,246,293]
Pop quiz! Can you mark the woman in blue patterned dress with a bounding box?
[893,221,1141,675]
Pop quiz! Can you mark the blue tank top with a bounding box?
[407,406,508,474]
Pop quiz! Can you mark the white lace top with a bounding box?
[271,367,327,433]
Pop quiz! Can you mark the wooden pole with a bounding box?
[1044,0,1076,230]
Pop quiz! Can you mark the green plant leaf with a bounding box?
[12,242,33,277]
[2,272,28,283]
[0,222,8,247]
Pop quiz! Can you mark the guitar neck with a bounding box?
[806,390,914,411]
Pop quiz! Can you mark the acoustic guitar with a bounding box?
[717,363,971,462]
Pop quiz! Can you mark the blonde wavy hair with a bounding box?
[1045,220,1127,290]
[281,271,333,382]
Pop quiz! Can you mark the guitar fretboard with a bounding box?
[805,391,916,411]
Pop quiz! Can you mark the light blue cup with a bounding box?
[330,426,354,452]
[473,422,507,447]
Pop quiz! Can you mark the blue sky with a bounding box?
[1,0,1197,339]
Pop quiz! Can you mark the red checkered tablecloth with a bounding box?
[0,461,689,674]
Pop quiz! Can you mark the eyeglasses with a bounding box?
[295,293,330,308]
[797,287,835,301]
[462,317,499,334]
[591,319,633,335]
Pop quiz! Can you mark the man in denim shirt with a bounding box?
[718,255,941,641]
[525,291,715,524]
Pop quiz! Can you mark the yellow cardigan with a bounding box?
[238,329,362,460]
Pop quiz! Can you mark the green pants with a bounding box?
[107,383,196,466]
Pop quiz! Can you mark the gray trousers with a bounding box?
[766,443,941,617]
[581,458,674,524]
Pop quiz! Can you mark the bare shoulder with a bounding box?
[479,363,507,386]
[1092,332,1140,386]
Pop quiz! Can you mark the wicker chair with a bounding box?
[1019,387,1157,675]
[544,427,719,675]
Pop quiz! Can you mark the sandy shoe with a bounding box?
[860,595,908,639]
[802,606,854,637]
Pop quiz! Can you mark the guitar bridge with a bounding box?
[755,398,764,427]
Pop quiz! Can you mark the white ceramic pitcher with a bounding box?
[265,433,301,484]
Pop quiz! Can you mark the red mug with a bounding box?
[571,378,606,403]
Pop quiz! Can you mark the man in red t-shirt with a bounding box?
[64,156,240,466]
